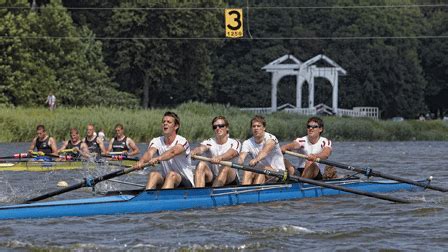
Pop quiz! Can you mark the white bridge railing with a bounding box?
[240,104,379,119]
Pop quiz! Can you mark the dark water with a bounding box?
[0,142,447,251]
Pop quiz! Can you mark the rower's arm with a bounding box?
[215,148,238,162]
[238,152,248,165]
[28,138,37,154]
[57,141,69,153]
[80,143,90,158]
[281,141,301,153]
[140,147,157,163]
[191,144,208,156]
[97,138,107,155]
[253,139,276,163]
[49,137,58,155]
[155,144,184,162]
[127,138,140,157]
[106,138,114,154]
[315,146,332,160]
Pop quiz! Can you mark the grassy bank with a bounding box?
[1,102,447,142]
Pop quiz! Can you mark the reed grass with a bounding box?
[1,102,447,143]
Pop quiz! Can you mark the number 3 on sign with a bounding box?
[225,9,243,38]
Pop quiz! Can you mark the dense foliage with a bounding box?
[1,0,447,118]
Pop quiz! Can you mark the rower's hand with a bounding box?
[147,157,159,166]
[72,147,80,153]
[210,156,222,164]
[249,158,259,167]
[307,154,318,162]
[133,161,146,170]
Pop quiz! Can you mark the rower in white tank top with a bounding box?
[241,132,285,172]
[148,135,194,186]
[294,135,332,174]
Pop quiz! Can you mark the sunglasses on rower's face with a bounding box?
[307,124,321,129]
[212,124,226,130]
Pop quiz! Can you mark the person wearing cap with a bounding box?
[281,116,333,180]
[133,111,195,189]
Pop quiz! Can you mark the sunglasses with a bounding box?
[307,124,321,129]
[212,124,226,130]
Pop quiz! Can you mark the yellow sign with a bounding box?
[225,9,243,38]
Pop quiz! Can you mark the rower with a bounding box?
[58,128,89,160]
[191,116,241,187]
[281,116,333,180]
[83,123,107,158]
[239,115,286,185]
[133,111,195,189]
[28,125,58,160]
[107,123,139,157]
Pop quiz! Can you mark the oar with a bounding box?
[23,163,148,204]
[102,154,139,161]
[193,155,412,203]
[0,153,30,159]
[284,150,448,193]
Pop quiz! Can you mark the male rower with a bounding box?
[83,123,107,157]
[239,115,286,185]
[28,125,58,159]
[58,128,89,160]
[191,116,241,187]
[107,123,140,157]
[281,117,332,180]
[133,111,195,189]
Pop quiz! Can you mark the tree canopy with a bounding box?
[1,0,447,118]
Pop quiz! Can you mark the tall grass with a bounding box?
[1,102,448,143]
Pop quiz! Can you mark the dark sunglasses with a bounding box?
[212,124,226,130]
[307,124,321,129]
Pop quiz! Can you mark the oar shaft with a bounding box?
[193,155,411,203]
[23,166,139,204]
[285,151,447,193]
[0,153,29,159]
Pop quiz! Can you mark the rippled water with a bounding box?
[0,141,447,251]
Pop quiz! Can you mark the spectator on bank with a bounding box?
[46,92,56,111]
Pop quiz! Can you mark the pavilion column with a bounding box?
[271,73,280,112]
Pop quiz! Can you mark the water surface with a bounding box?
[0,142,447,251]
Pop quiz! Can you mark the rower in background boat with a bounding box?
[28,124,58,160]
[191,116,241,187]
[107,123,140,157]
[133,111,195,189]
[238,115,286,185]
[281,117,334,180]
[58,128,89,160]
[83,123,107,158]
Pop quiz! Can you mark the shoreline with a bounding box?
[1,102,447,142]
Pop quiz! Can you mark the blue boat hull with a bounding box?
[0,179,421,220]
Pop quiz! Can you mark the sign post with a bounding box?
[225,9,243,38]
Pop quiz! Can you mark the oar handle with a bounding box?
[193,155,412,204]
[59,148,77,153]
[284,150,448,193]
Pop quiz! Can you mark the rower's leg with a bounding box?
[213,166,236,187]
[242,171,255,185]
[194,161,213,188]
[301,162,320,179]
[146,171,164,189]
[284,158,296,176]
[254,174,267,184]
[162,171,182,189]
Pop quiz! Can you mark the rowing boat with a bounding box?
[0,159,136,172]
[0,178,425,220]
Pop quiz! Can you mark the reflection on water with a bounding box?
[1,141,448,250]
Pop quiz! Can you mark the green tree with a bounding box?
[105,0,222,108]
[0,0,138,107]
